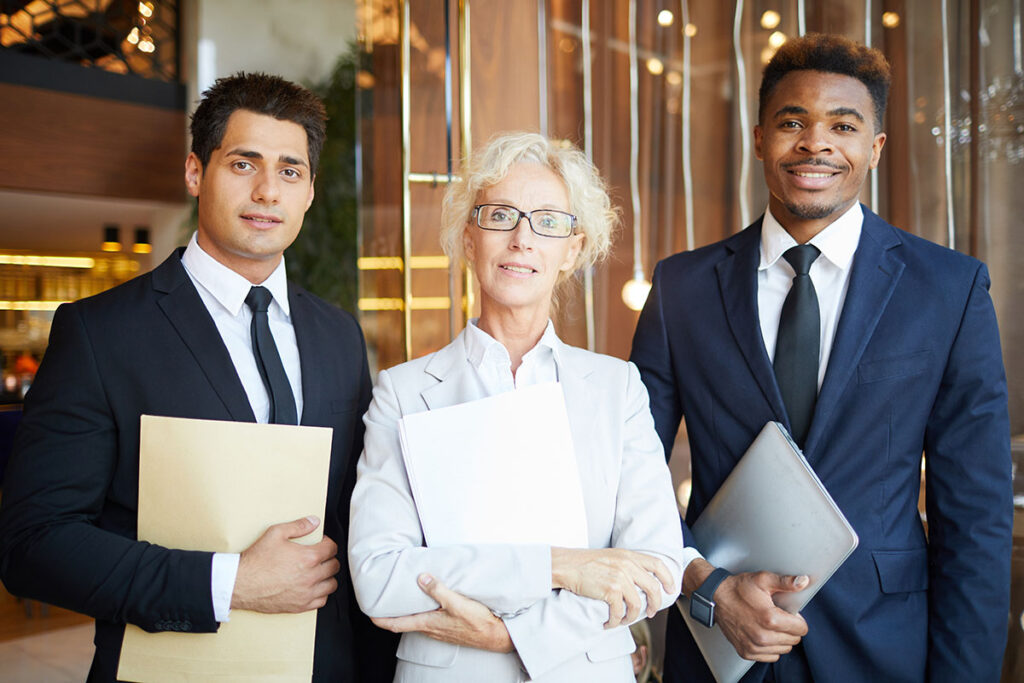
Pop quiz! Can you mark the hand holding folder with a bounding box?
[118,415,334,683]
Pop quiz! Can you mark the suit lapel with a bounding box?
[153,249,256,422]
[715,222,788,421]
[553,343,598,447]
[420,332,484,410]
[803,209,904,457]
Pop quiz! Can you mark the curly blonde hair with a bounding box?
[440,132,617,294]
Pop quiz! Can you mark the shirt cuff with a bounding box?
[679,546,703,581]
[211,552,240,622]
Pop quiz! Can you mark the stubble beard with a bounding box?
[783,200,842,221]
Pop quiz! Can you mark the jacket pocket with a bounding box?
[872,548,928,594]
[585,627,636,663]
[858,350,932,384]
[396,632,459,667]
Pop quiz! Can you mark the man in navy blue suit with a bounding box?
[631,34,1012,682]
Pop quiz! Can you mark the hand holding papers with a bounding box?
[397,381,588,548]
[117,415,333,683]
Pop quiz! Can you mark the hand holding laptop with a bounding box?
[678,422,858,683]
[683,558,809,662]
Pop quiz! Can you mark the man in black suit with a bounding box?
[0,72,396,681]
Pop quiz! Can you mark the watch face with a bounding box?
[689,594,715,627]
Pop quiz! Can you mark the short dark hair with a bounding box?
[759,33,892,131]
[190,72,328,174]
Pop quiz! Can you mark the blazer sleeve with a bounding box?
[630,261,685,459]
[922,263,1013,682]
[0,303,217,633]
[501,362,684,679]
[630,261,701,566]
[347,368,553,619]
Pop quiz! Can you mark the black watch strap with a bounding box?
[689,567,732,628]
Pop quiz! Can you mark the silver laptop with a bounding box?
[677,421,859,683]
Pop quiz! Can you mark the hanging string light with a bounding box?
[622,0,651,312]
[581,0,597,348]
[680,0,694,251]
[734,0,752,229]
[865,0,879,210]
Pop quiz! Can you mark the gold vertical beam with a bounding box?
[459,0,474,323]
[400,0,413,360]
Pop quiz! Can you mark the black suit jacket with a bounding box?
[0,250,398,681]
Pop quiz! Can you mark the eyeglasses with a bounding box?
[472,204,577,239]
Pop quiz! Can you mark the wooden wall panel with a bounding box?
[0,83,185,203]
[470,1,541,144]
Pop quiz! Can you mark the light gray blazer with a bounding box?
[348,329,684,682]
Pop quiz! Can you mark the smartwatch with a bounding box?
[689,567,732,627]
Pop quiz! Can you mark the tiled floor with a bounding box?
[0,623,93,682]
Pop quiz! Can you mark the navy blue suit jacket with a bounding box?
[0,250,398,682]
[630,208,1012,682]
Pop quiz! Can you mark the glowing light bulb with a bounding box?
[646,58,664,76]
[657,10,674,27]
[621,277,652,311]
[761,10,781,30]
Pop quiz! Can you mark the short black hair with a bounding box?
[190,72,327,174]
[759,33,892,131]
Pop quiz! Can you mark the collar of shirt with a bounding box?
[758,202,863,274]
[464,318,562,371]
[181,232,291,318]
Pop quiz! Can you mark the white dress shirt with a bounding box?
[464,318,560,392]
[180,232,304,621]
[757,203,863,388]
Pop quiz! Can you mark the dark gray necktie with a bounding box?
[245,286,297,425]
[773,244,821,447]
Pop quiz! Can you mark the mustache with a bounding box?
[782,159,847,172]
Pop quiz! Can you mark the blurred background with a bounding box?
[0,1,1021,680]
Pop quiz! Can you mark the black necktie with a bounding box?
[774,244,821,447]
[245,286,298,425]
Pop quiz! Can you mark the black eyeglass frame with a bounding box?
[471,204,578,239]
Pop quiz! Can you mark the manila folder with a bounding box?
[117,414,333,683]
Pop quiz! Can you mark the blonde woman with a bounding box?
[348,132,684,682]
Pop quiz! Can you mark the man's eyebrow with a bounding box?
[828,106,865,122]
[771,105,866,122]
[279,154,309,168]
[227,148,263,159]
[224,149,309,168]
[772,105,808,118]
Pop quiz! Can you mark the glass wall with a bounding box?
[352,4,1023,677]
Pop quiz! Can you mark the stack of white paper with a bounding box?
[398,382,589,548]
